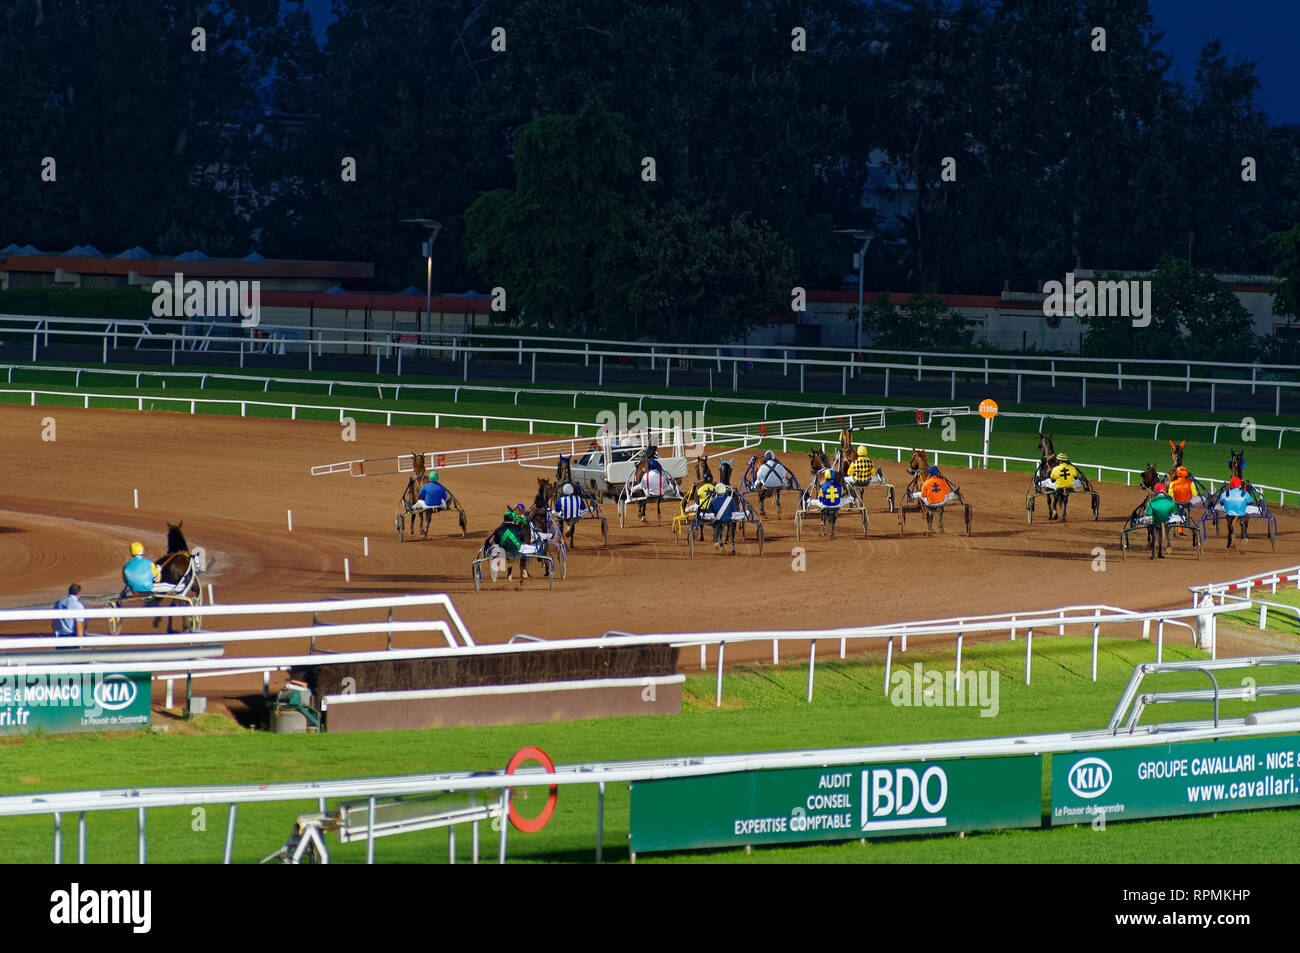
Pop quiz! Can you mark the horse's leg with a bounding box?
[638,499,647,524]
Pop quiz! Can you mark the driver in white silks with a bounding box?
[753,450,792,489]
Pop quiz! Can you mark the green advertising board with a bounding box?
[1051,734,1300,825]
[0,672,151,735]
[629,756,1041,854]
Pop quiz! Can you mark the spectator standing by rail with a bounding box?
[52,584,86,640]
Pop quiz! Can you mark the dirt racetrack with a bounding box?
[2,404,1297,717]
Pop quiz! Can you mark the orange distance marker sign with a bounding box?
[505,745,559,833]
[978,398,997,469]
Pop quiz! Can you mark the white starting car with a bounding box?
[568,442,690,501]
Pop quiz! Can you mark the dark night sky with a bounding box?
[295,0,1298,125]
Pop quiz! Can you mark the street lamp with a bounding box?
[835,227,875,352]
[401,218,441,336]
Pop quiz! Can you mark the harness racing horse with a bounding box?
[153,522,194,633]
[746,452,796,516]
[1168,440,1186,481]
[1033,433,1070,521]
[905,448,929,496]
[1140,462,1159,495]
[402,451,434,536]
[628,443,673,524]
[1225,449,1250,547]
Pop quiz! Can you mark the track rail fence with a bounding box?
[4,313,1300,412]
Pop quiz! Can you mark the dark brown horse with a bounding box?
[152,522,193,633]
[1140,462,1159,494]
[403,451,433,536]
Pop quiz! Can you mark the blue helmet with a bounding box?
[927,465,940,476]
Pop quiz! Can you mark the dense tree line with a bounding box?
[1,0,1296,347]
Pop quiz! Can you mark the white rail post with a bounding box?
[77,813,86,864]
[715,642,725,707]
[366,796,377,864]
[699,643,706,670]
[883,636,894,694]
[498,790,509,864]
[955,631,963,681]
[1025,629,1032,684]
[596,781,606,864]
[53,813,62,864]
[1157,621,1165,663]
[137,806,146,864]
[224,804,237,863]
[1091,623,1100,681]
[807,640,816,702]
[772,639,778,665]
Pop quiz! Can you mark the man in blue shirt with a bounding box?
[415,470,449,510]
[122,541,160,595]
[52,584,86,640]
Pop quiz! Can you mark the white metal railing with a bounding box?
[5,312,1299,411]
[7,360,1300,450]
[1,704,1295,864]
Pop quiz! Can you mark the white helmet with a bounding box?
[764,450,775,461]
[562,484,573,495]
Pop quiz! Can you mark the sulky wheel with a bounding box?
[1026,496,1034,525]
[964,504,973,537]
[1092,494,1100,521]
[617,499,626,529]
[600,518,609,547]
[794,513,803,541]
[755,521,764,555]
[860,509,869,537]
[395,511,405,542]
[458,510,468,537]
[472,562,482,592]
[688,527,696,559]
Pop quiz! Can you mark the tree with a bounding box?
[1079,256,1256,361]
[859,290,972,351]
[1267,224,1300,326]
[616,201,797,343]
[464,99,641,333]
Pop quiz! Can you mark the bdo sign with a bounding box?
[629,755,1040,854]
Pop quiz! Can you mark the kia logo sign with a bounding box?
[1068,757,1112,798]
[93,675,138,711]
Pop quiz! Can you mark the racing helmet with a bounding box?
[129,541,144,556]
[562,484,573,495]
[1056,453,1070,462]
[857,445,868,457]
[1153,482,1167,494]
[821,469,834,481]
[763,450,775,461]
[1176,466,1188,478]
[514,503,526,514]
[1229,477,1243,489]
[926,465,939,476]
[429,470,439,481]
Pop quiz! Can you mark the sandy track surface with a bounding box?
[2,404,1296,714]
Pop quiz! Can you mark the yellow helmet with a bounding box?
[857,445,868,457]
[1056,453,1070,463]
[129,541,144,556]
[821,469,834,480]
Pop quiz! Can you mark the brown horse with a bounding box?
[905,448,929,495]
[1165,440,1187,483]
[1139,463,1159,499]
[629,444,671,524]
[152,522,193,633]
[403,451,433,536]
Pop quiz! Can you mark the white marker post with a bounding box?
[344,558,351,582]
[287,509,293,532]
[207,583,214,605]
[133,488,139,509]
[363,537,369,557]
[978,399,999,470]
